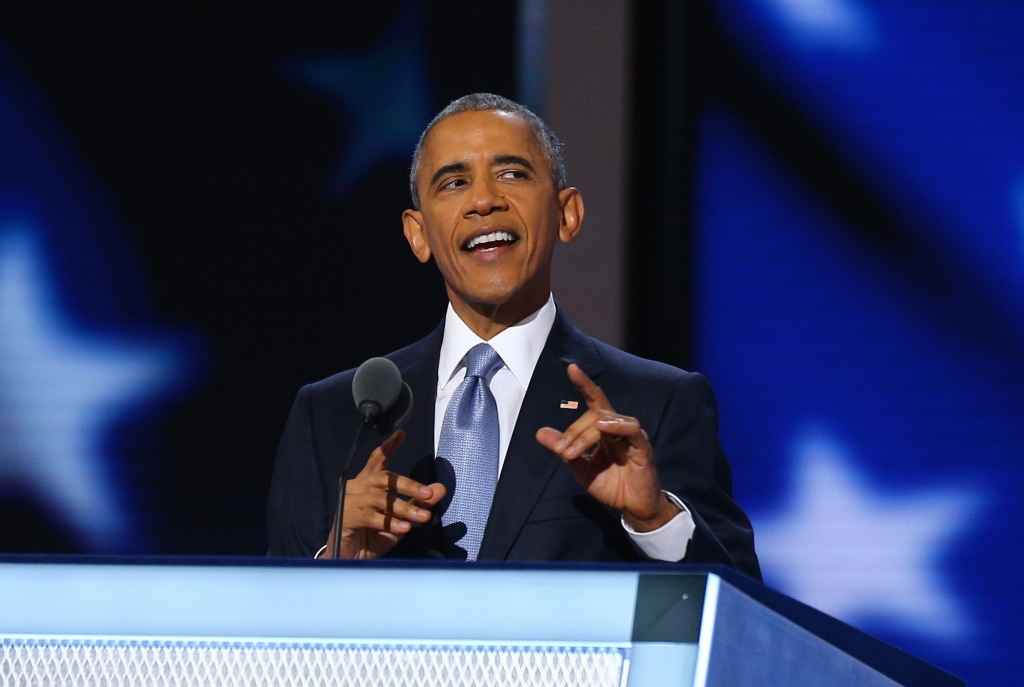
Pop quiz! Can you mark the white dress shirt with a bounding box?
[436,294,696,562]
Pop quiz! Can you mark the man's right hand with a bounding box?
[320,430,447,559]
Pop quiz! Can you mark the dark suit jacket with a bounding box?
[267,310,761,579]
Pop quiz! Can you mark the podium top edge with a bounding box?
[0,553,735,576]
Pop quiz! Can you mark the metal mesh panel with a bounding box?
[0,638,627,687]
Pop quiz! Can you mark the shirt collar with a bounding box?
[437,293,557,392]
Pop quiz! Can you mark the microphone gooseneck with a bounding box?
[331,358,414,559]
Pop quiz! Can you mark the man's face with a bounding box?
[403,110,582,318]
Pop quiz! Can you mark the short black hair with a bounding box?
[409,93,567,209]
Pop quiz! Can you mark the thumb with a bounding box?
[360,429,406,475]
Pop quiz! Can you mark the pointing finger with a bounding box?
[567,364,613,411]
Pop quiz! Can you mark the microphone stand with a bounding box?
[331,411,376,559]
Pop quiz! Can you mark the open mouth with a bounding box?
[461,230,519,252]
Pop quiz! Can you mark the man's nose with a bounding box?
[463,178,509,216]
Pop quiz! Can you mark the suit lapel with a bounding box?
[379,322,449,559]
[388,321,443,476]
[477,309,604,560]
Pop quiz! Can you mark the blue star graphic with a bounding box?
[0,228,181,552]
[754,431,982,641]
[284,1,433,197]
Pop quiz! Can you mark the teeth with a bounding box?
[467,231,516,249]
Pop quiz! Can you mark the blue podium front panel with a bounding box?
[0,638,628,686]
[0,558,707,687]
[0,558,960,686]
[0,562,639,642]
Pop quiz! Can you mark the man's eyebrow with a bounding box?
[429,162,468,187]
[493,155,536,172]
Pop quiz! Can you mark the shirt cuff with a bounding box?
[621,491,696,562]
[314,544,328,559]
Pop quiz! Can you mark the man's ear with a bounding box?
[557,187,584,243]
[402,209,432,263]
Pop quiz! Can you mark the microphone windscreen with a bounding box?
[352,357,402,413]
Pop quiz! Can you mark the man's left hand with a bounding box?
[536,364,680,532]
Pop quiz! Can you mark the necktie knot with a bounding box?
[464,343,504,382]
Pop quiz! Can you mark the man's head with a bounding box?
[408,94,567,210]
[403,94,583,333]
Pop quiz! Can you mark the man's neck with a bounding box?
[447,289,550,340]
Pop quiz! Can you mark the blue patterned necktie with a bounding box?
[436,342,504,561]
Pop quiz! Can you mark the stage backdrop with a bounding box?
[629,1,1024,685]
[0,2,520,555]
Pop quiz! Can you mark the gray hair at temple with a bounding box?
[408,93,568,209]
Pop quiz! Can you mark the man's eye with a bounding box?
[440,178,466,191]
[498,169,528,180]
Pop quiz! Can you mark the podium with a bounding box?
[0,556,962,686]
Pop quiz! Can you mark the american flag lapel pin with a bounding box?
[560,400,579,409]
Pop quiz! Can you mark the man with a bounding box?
[268,94,760,578]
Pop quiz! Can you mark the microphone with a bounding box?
[331,357,414,558]
[352,357,402,424]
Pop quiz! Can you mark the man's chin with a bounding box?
[461,292,519,311]
[460,291,554,320]
[445,271,551,311]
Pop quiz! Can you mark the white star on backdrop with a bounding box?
[754,431,981,641]
[761,0,876,49]
[0,228,179,551]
